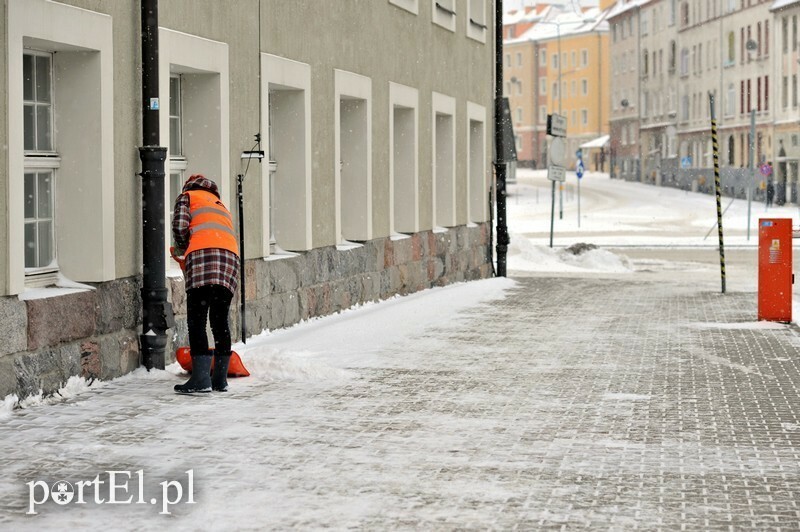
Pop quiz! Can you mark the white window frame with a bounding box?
[168,75,187,249]
[261,53,313,253]
[581,49,588,67]
[467,0,488,43]
[432,0,456,32]
[467,102,488,223]
[160,29,231,262]
[334,69,373,244]
[390,0,418,15]
[540,51,547,67]
[581,79,588,96]
[389,82,420,234]
[22,50,59,285]
[8,0,114,295]
[432,92,457,228]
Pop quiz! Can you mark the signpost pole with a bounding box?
[747,109,755,240]
[549,180,556,248]
[546,113,567,248]
[577,172,581,228]
[576,151,583,228]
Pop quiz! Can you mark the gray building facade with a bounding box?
[1,0,496,399]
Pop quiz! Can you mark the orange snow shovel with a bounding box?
[176,347,250,377]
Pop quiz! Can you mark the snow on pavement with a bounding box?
[4,173,800,529]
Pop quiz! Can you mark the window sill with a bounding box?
[19,274,95,301]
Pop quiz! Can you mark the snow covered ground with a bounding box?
[3,171,800,529]
[506,169,800,293]
[508,168,800,248]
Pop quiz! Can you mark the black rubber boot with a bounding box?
[174,355,212,394]
[212,354,231,392]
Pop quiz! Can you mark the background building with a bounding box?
[606,0,800,201]
[1,0,496,399]
[504,1,610,170]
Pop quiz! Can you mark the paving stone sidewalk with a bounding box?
[2,275,800,530]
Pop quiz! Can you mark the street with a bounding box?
[3,172,800,529]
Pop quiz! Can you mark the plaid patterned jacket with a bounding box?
[172,177,240,295]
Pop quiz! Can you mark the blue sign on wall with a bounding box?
[680,156,692,169]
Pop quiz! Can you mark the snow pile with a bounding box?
[509,234,632,273]
[2,375,96,417]
[165,347,354,383]
[0,393,18,420]
[239,348,355,382]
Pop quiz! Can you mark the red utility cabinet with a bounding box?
[758,218,793,322]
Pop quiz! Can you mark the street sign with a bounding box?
[549,137,566,166]
[760,163,773,177]
[576,160,585,179]
[576,148,583,160]
[681,156,692,169]
[547,165,566,182]
[546,114,567,137]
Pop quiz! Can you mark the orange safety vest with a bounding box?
[184,190,240,257]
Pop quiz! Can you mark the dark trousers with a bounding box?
[186,285,233,358]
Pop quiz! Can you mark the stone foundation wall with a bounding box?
[0,223,492,400]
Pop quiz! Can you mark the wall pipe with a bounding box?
[139,0,174,370]
[494,0,509,277]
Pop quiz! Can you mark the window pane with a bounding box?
[36,105,52,151]
[35,55,51,103]
[170,77,180,113]
[23,54,34,101]
[170,172,182,204]
[37,172,53,219]
[170,117,181,155]
[24,222,37,268]
[24,172,36,219]
[38,221,53,267]
[23,105,35,151]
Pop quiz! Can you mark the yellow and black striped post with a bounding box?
[709,93,726,294]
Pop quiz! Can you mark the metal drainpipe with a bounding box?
[139,0,174,370]
[494,0,509,277]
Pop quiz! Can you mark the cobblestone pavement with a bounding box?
[3,267,800,530]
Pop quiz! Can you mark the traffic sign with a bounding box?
[576,160,585,179]
[546,114,567,137]
[547,165,566,182]
[549,137,566,166]
[576,148,583,160]
[760,163,773,177]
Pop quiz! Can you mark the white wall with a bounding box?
[389,82,419,234]
[261,53,313,253]
[335,69,372,243]
[7,0,115,295]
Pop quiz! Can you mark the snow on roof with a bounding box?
[504,5,552,25]
[770,0,800,11]
[605,0,652,20]
[507,6,608,44]
[580,135,610,149]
